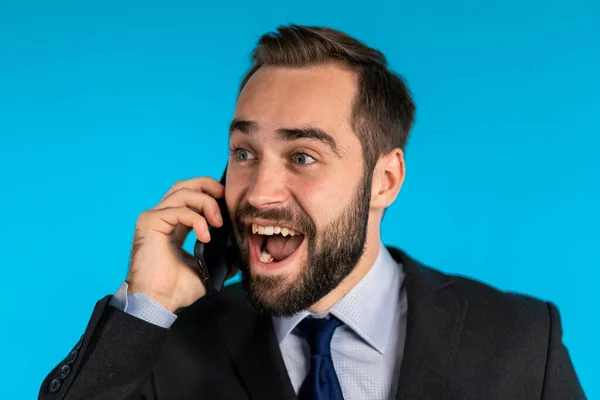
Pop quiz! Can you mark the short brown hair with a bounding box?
[239,24,416,173]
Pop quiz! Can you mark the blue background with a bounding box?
[0,1,598,398]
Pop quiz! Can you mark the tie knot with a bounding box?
[297,316,342,356]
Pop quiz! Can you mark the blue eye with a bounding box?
[231,147,255,162]
[237,150,249,160]
[293,153,316,165]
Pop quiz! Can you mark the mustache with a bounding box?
[236,203,296,223]
[235,202,316,237]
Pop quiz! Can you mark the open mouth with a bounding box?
[247,222,306,271]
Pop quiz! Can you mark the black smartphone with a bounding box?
[193,168,238,295]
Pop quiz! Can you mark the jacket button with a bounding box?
[60,364,71,379]
[76,335,84,350]
[49,378,61,393]
[67,349,78,364]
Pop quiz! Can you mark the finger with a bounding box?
[162,177,225,201]
[154,188,223,229]
[143,207,212,243]
[171,223,193,245]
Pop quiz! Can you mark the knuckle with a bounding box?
[178,187,202,199]
[136,211,150,229]
[171,179,187,192]
[137,210,148,222]
[180,187,197,196]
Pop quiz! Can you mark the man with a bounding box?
[40,24,586,400]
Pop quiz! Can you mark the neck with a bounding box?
[308,226,382,314]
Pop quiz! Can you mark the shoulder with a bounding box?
[451,272,555,342]
[448,269,551,320]
[389,246,554,331]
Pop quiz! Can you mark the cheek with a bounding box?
[225,181,245,219]
[295,176,355,225]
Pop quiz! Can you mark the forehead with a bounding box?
[234,64,358,143]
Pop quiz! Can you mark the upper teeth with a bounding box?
[252,223,299,237]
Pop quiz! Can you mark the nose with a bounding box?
[246,162,288,210]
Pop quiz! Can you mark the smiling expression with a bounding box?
[225,63,374,316]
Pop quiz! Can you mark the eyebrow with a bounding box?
[229,119,258,135]
[229,118,341,157]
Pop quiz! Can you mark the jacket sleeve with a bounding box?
[39,295,169,400]
[541,302,587,400]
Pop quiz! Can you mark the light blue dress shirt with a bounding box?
[109,243,407,399]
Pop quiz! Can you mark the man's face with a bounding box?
[226,64,371,316]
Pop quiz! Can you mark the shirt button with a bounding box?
[50,378,62,393]
[67,349,78,364]
[60,364,71,379]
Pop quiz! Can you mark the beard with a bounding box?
[232,172,372,317]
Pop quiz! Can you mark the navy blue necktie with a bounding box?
[297,316,344,400]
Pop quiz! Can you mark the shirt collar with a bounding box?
[272,243,404,354]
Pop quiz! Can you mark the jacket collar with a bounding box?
[388,247,468,399]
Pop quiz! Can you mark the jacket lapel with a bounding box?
[217,293,296,400]
[388,247,468,400]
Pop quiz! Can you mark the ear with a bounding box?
[370,149,405,210]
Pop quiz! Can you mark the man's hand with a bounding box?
[126,177,225,312]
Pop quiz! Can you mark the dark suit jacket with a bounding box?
[39,247,586,399]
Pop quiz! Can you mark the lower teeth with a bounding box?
[259,249,273,263]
